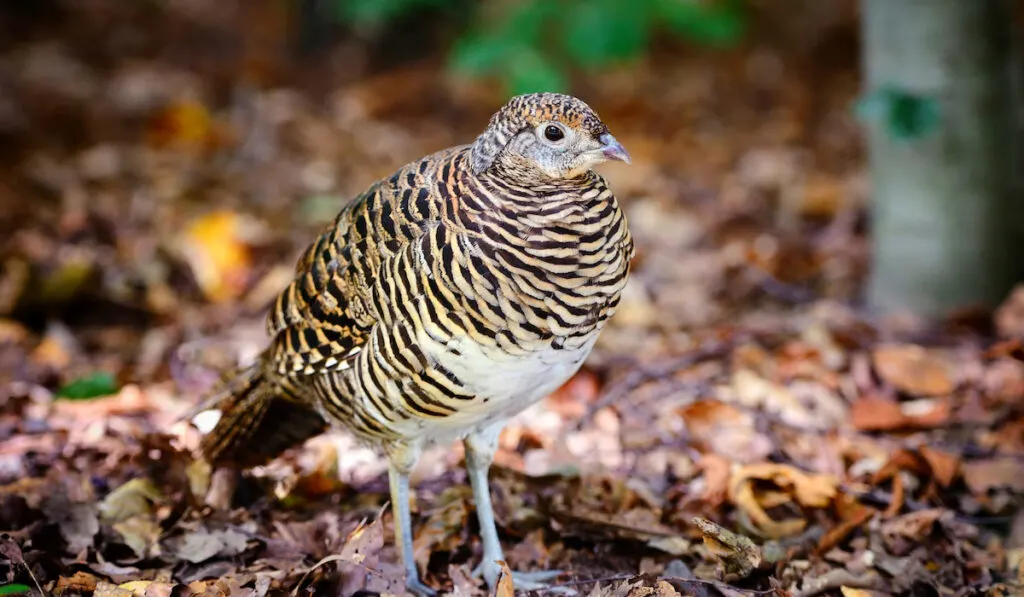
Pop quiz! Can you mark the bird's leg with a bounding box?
[464,429,563,592]
[387,461,436,597]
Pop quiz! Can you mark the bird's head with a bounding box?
[470,92,630,181]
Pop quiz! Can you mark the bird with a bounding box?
[194,92,634,596]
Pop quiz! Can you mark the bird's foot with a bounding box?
[472,560,568,593]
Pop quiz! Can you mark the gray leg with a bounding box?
[465,430,563,592]
[388,462,436,597]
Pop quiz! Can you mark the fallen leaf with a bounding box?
[729,463,838,538]
[698,453,732,507]
[872,344,954,396]
[113,516,163,560]
[918,446,959,488]
[99,479,161,524]
[413,486,471,570]
[54,571,99,595]
[171,527,250,563]
[816,505,875,554]
[851,395,950,431]
[147,99,224,152]
[692,517,761,579]
[731,368,818,429]
[880,509,945,540]
[42,489,100,555]
[963,458,1024,494]
[56,372,119,400]
[494,560,514,597]
[178,211,254,303]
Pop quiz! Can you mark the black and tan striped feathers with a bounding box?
[197,93,633,467]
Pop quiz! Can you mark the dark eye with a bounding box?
[544,125,565,142]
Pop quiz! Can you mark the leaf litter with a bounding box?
[1,1,1022,596]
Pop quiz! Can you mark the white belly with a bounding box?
[408,333,598,445]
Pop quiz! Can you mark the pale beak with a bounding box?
[598,133,631,164]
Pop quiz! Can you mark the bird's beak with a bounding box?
[598,133,631,164]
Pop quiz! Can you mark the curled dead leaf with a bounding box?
[493,560,514,597]
[728,463,838,539]
[691,517,761,579]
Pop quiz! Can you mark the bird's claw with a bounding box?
[472,561,568,593]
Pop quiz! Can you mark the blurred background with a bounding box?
[2,1,1024,593]
[1,0,1021,396]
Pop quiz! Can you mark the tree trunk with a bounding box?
[861,0,1020,318]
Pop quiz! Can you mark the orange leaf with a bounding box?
[918,446,960,488]
[148,99,220,151]
[872,344,955,396]
[851,395,904,431]
[728,463,838,539]
[851,395,950,431]
[493,560,514,597]
[179,211,253,303]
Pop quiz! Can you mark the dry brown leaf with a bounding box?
[872,344,954,396]
[413,486,471,570]
[850,395,950,431]
[816,505,875,555]
[692,517,761,578]
[54,571,100,595]
[963,458,1024,494]
[677,399,771,462]
[729,463,838,539]
[918,446,960,488]
[880,508,945,539]
[698,453,732,507]
[493,560,514,597]
[849,396,903,431]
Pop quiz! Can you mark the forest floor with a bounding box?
[1,2,1022,596]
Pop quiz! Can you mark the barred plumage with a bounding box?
[196,92,633,595]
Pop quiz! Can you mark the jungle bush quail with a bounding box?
[196,92,634,595]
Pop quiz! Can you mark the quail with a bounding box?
[195,92,634,595]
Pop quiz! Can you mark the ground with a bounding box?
[0,2,1022,596]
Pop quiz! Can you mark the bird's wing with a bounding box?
[263,146,464,376]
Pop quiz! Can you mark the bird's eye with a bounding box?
[543,124,565,142]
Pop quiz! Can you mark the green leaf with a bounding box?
[499,0,558,46]
[450,33,517,75]
[57,372,119,400]
[564,0,650,67]
[507,48,568,95]
[0,585,32,596]
[449,0,555,77]
[654,0,746,47]
[855,86,941,141]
